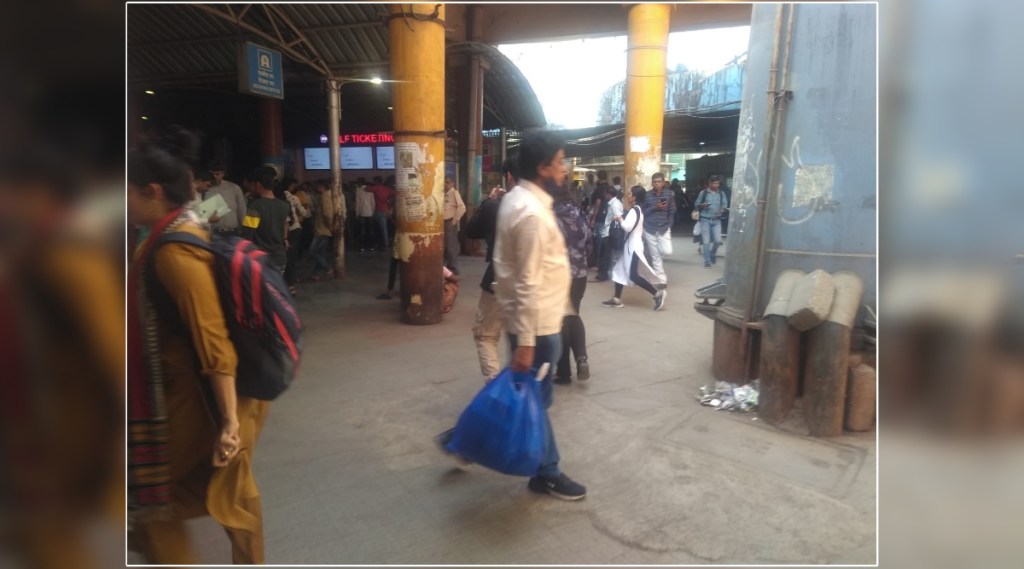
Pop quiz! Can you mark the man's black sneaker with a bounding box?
[553,376,572,385]
[576,357,590,381]
[434,428,472,470]
[528,473,587,500]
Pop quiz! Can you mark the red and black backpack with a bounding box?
[152,232,302,400]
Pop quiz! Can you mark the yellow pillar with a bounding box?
[623,4,670,208]
[389,4,446,325]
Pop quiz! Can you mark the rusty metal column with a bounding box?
[466,5,485,206]
[389,4,446,325]
[623,4,670,208]
[499,127,508,172]
[259,98,285,172]
[326,79,346,278]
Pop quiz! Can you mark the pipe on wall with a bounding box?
[804,271,865,437]
[758,270,804,424]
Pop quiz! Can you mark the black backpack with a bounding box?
[607,205,639,252]
[152,232,303,400]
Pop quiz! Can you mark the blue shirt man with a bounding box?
[697,175,729,268]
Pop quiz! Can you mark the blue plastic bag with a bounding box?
[446,367,547,476]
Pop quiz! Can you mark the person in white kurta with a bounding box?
[603,186,667,311]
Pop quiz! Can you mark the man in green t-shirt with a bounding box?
[241,166,290,274]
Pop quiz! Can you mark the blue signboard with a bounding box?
[238,42,284,99]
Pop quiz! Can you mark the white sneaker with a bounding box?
[601,298,624,308]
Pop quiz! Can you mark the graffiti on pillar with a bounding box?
[777,136,838,226]
[729,112,761,235]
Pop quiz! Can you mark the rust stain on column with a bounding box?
[389,4,446,325]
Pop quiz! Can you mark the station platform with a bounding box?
[129,234,875,565]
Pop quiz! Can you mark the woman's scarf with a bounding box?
[126,207,188,512]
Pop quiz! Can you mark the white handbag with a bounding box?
[693,222,702,237]
[659,229,673,255]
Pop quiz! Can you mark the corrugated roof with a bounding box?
[553,111,741,158]
[446,42,547,130]
[127,4,390,84]
[127,4,544,130]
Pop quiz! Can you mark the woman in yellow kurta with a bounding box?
[127,131,269,564]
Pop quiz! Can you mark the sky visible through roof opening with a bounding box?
[499,26,750,129]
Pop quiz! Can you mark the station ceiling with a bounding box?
[127,3,751,141]
[127,4,548,132]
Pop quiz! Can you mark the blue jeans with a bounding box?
[508,333,562,478]
[310,235,332,272]
[373,211,390,249]
[701,218,723,265]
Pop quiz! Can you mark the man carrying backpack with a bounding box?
[696,175,729,268]
[241,166,290,275]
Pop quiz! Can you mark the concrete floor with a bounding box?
[131,235,876,565]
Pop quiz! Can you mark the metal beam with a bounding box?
[483,101,508,126]
[267,4,333,79]
[189,3,331,77]
[478,3,751,44]
[262,4,286,46]
[128,60,389,88]
[301,20,387,34]
[130,34,248,50]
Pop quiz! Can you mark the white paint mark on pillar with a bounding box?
[793,164,835,208]
[630,136,651,153]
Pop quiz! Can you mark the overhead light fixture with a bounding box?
[370,77,383,85]
[145,90,155,95]
[388,106,393,110]
[699,141,706,145]
[141,116,149,120]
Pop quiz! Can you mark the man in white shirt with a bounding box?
[355,180,375,251]
[205,160,248,236]
[492,130,587,501]
[443,177,467,274]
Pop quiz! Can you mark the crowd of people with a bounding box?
[126,125,729,562]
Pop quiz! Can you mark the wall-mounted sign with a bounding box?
[341,146,374,170]
[238,42,284,99]
[304,148,330,170]
[319,132,395,145]
[375,146,395,169]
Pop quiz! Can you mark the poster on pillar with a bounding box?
[395,142,426,222]
[238,42,284,99]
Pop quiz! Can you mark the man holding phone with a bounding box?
[641,172,675,289]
